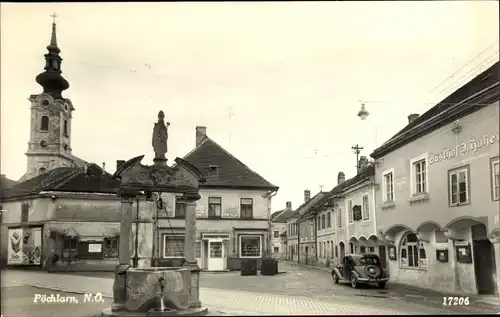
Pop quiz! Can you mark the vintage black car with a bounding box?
[331,253,389,289]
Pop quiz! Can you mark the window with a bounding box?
[449,167,469,206]
[240,198,253,219]
[319,242,322,257]
[317,216,321,231]
[326,212,331,228]
[368,247,375,253]
[360,246,366,253]
[337,209,342,227]
[492,158,500,201]
[273,247,279,253]
[400,232,426,268]
[239,235,261,258]
[41,116,49,131]
[103,237,119,258]
[383,172,394,202]
[175,197,186,218]
[63,120,68,136]
[362,195,369,220]
[348,200,353,223]
[62,237,78,260]
[274,231,279,238]
[39,167,47,175]
[163,235,184,258]
[196,241,201,258]
[413,159,427,195]
[208,197,222,218]
[335,245,338,258]
[349,243,354,254]
[21,203,29,222]
[321,214,326,230]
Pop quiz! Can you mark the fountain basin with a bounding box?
[101,307,208,317]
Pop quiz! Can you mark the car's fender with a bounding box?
[350,269,361,279]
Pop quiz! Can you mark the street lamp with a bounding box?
[357,102,369,120]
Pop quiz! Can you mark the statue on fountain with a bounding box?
[152,110,170,161]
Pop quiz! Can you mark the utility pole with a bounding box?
[351,144,363,172]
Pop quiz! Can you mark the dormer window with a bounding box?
[41,116,49,131]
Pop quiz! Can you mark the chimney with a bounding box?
[304,189,311,203]
[196,126,207,147]
[116,160,125,171]
[408,113,419,124]
[286,201,292,209]
[102,162,106,175]
[337,172,345,185]
[358,156,369,173]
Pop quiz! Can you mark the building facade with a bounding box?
[371,62,500,296]
[269,201,292,256]
[296,190,326,265]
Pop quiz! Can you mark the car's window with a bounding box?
[359,256,379,265]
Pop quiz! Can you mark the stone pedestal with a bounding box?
[181,196,202,308]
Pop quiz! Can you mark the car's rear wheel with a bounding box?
[377,282,386,289]
[350,275,359,288]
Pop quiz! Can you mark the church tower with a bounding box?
[24,16,77,180]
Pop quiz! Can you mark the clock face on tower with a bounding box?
[42,100,50,107]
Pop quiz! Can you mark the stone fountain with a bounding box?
[102,111,208,317]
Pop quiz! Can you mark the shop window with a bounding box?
[239,235,261,258]
[62,236,79,260]
[103,237,119,258]
[163,235,184,258]
[400,232,427,269]
[208,197,222,218]
[240,198,253,219]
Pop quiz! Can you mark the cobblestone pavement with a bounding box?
[3,263,500,315]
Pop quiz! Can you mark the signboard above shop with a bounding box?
[429,132,499,165]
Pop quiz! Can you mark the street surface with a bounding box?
[2,262,499,316]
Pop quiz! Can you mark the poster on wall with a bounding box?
[7,228,42,265]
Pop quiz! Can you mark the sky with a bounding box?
[1,2,499,212]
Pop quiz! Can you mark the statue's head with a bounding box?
[158,110,165,121]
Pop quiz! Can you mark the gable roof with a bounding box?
[183,137,278,190]
[17,154,88,183]
[1,163,119,200]
[272,208,293,223]
[297,191,327,221]
[307,165,376,215]
[1,175,18,190]
[372,62,499,159]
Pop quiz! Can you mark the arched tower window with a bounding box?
[400,232,427,269]
[63,120,68,136]
[41,116,49,131]
[39,167,47,175]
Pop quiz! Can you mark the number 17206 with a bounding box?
[442,296,470,306]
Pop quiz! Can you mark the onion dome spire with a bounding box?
[35,13,69,100]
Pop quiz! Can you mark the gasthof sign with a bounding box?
[429,133,499,165]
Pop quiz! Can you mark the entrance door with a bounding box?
[208,240,224,271]
[472,224,496,295]
[378,245,387,268]
[305,246,309,264]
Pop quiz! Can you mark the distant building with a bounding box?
[371,62,499,296]
[0,175,18,190]
[296,190,326,265]
[269,201,292,257]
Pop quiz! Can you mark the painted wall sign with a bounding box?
[7,228,42,265]
[428,132,499,165]
[88,244,102,253]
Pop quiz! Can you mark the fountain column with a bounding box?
[182,193,202,308]
[111,191,136,311]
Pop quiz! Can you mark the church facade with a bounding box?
[0,19,278,272]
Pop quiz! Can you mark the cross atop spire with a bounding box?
[50,12,57,24]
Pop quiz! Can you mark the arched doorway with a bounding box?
[339,242,345,259]
[472,224,496,295]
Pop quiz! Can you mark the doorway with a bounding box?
[339,242,345,259]
[378,245,387,268]
[472,224,496,295]
[305,246,309,264]
[205,240,224,271]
